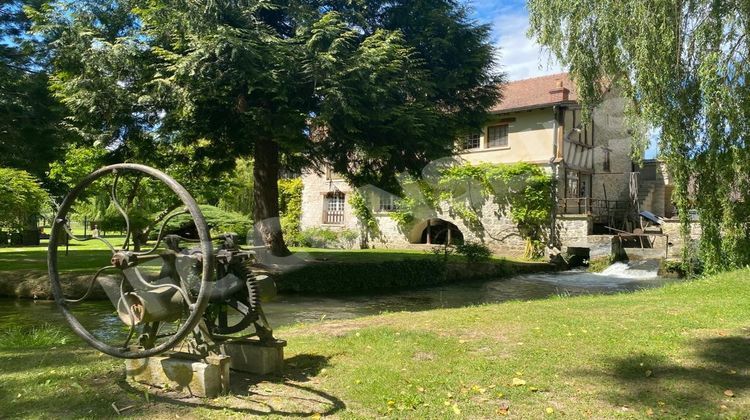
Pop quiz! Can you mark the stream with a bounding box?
[0,260,679,338]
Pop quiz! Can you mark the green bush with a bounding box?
[154,205,253,242]
[0,167,49,232]
[455,242,492,263]
[298,227,358,249]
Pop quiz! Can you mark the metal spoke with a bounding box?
[65,265,116,304]
[48,163,215,359]
[132,210,189,256]
[111,172,132,251]
[119,276,137,350]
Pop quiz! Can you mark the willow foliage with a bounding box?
[528,0,750,273]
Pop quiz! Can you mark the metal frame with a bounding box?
[47,163,215,359]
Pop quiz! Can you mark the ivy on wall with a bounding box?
[349,190,380,248]
[390,162,554,258]
[278,178,303,245]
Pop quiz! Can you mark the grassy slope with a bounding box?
[2,269,750,418]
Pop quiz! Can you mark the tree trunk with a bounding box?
[253,136,291,256]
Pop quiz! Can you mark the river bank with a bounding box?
[0,258,557,299]
[1,267,676,333]
[0,268,746,418]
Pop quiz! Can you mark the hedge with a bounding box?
[273,258,550,295]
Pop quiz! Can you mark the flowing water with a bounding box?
[0,261,678,338]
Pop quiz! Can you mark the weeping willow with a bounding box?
[528,0,750,273]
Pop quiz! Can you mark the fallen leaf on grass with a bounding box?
[497,402,510,415]
[512,378,526,386]
[724,389,735,397]
[452,404,461,415]
[470,385,486,394]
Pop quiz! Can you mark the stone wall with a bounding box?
[373,200,529,255]
[557,214,592,248]
[300,170,358,233]
[300,170,532,255]
[591,94,633,203]
[661,219,702,258]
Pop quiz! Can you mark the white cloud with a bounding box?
[493,13,563,80]
[468,1,564,80]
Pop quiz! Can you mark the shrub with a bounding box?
[297,227,358,249]
[455,242,492,263]
[154,205,253,242]
[430,244,455,262]
[0,167,49,232]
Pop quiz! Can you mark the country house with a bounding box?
[299,73,674,255]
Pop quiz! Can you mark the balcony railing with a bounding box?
[557,197,630,221]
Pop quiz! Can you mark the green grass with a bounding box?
[0,237,126,272]
[2,269,750,417]
[0,241,522,273]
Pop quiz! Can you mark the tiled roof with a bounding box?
[491,73,578,113]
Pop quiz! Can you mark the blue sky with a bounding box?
[467,0,659,158]
[466,0,563,80]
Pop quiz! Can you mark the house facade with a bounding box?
[300,73,672,255]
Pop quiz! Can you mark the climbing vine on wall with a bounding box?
[278,178,303,245]
[390,162,554,258]
[349,190,380,248]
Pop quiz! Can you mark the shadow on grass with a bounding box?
[117,353,345,417]
[0,347,96,375]
[576,334,750,415]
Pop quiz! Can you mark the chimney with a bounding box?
[549,79,569,102]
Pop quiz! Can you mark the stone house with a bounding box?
[299,73,672,255]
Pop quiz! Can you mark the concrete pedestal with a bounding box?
[125,353,231,398]
[221,338,287,375]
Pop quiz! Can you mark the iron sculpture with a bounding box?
[47,163,277,362]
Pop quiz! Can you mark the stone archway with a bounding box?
[410,218,464,245]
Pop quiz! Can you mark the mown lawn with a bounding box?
[1,269,749,418]
[0,237,126,273]
[0,241,518,273]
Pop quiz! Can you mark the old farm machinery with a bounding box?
[47,164,284,397]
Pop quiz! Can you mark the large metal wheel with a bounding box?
[47,163,214,359]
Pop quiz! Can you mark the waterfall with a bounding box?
[595,260,660,279]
